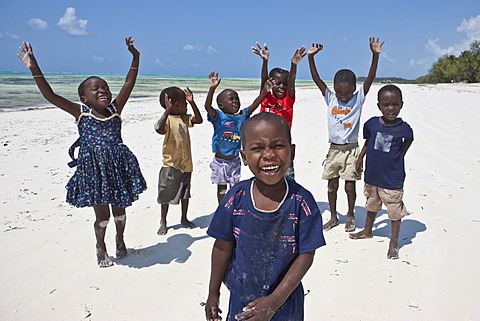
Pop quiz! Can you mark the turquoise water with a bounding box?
[0,72,319,110]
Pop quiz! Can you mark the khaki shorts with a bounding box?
[157,167,191,204]
[322,143,361,181]
[364,184,406,221]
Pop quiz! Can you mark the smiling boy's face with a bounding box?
[240,117,294,186]
[378,89,403,124]
[80,77,112,109]
[333,82,356,104]
[271,72,288,99]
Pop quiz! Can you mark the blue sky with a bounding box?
[1,0,479,80]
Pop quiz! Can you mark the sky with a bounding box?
[1,0,479,80]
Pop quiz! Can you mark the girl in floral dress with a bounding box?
[18,37,147,267]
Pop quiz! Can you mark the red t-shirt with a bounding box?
[260,90,295,128]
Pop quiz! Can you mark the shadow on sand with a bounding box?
[115,212,214,269]
[317,202,427,249]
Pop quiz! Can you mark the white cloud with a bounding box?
[93,55,104,63]
[206,46,218,54]
[457,15,480,42]
[426,14,480,57]
[154,59,165,66]
[28,18,49,31]
[408,57,432,68]
[380,51,397,63]
[183,44,218,54]
[0,32,19,39]
[183,44,203,51]
[57,7,88,36]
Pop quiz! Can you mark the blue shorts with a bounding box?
[209,156,241,186]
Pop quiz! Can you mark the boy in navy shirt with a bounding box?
[350,85,413,259]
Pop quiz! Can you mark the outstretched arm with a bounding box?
[17,42,80,118]
[307,43,327,96]
[247,78,273,116]
[114,36,140,114]
[205,71,221,119]
[234,251,315,321]
[363,37,384,95]
[205,240,234,321]
[287,46,306,99]
[251,42,269,89]
[154,93,173,134]
[185,87,203,125]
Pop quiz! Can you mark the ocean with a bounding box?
[0,72,320,111]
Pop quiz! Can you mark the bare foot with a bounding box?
[157,223,168,235]
[181,219,195,229]
[349,229,373,239]
[116,237,127,259]
[345,215,356,232]
[96,246,113,268]
[323,218,339,231]
[387,241,399,259]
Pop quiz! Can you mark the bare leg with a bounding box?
[217,184,227,204]
[324,177,340,230]
[93,205,113,268]
[344,180,356,232]
[181,198,195,229]
[112,206,127,259]
[387,220,401,259]
[349,211,377,239]
[157,204,169,235]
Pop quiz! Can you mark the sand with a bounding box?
[1,83,479,320]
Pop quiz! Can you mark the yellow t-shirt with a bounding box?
[155,114,194,172]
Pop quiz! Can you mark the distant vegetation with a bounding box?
[360,41,480,84]
[415,41,479,83]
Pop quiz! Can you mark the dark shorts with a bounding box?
[157,167,191,204]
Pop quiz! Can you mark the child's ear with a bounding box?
[290,144,296,162]
[80,96,87,103]
[240,150,248,165]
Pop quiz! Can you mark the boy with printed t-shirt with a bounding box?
[350,84,413,260]
[307,37,384,232]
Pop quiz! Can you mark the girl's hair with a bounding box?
[333,69,356,85]
[77,76,104,98]
[378,84,403,101]
[159,87,185,108]
[241,112,291,148]
[269,67,289,78]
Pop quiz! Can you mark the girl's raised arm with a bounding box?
[17,42,81,118]
[114,36,140,114]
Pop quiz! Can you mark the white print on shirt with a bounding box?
[374,132,393,152]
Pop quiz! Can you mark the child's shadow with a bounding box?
[115,213,214,269]
[317,202,427,248]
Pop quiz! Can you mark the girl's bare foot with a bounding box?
[96,246,113,268]
[116,236,127,259]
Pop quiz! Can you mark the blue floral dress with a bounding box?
[66,104,147,208]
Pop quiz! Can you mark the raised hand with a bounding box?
[17,42,38,70]
[369,37,384,54]
[291,45,307,65]
[125,36,140,57]
[307,43,323,56]
[264,77,274,92]
[209,70,221,88]
[251,42,270,61]
[185,87,194,104]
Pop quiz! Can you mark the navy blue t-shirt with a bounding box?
[207,178,325,319]
[364,117,414,190]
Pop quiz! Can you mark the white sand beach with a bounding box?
[1,83,479,320]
